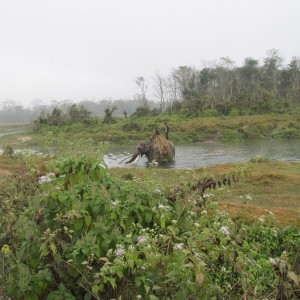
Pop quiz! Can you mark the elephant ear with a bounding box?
[144,143,150,153]
[139,142,151,154]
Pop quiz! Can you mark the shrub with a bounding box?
[3,145,15,157]
[1,144,299,299]
[221,129,242,142]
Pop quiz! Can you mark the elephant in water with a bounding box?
[126,135,175,165]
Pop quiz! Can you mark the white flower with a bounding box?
[115,248,125,256]
[111,201,119,206]
[171,220,177,224]
[38,175,52,184]
[155,189,162,194]
[220,226,230,236]
[201,210,207,215]
[128,245,135,251]
[202,194,210,199]
[266,210,275,216]
[194,222,200,228]
[174,243,184,250]
[221,266,226,273]
[136,295,142,299]
[137,236,147,244]
[269,258,278,265]
[258,217,265,223]
[245,194,252,201]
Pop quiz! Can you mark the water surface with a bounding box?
[104,139,300,169]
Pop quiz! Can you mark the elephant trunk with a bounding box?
[125,152,140,164]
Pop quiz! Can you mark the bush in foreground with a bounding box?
[0,150,299,299]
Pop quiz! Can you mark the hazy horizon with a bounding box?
[1,0,299,108]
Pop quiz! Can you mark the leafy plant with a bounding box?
[1,142,299,299]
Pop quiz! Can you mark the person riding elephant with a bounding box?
[164,121,170,140]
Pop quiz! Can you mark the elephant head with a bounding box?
[126,138,175,165]
[126,140,153,164]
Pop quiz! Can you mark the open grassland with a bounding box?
[0,121,30,133]
[110,160,300,227]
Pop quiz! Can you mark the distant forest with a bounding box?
[1,49,299,122]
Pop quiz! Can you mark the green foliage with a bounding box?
[3,145,15,157]
[34,104,93,129]
[23,108,300,146]
[272,126,300,138]
[103,106,118,124]
[1,144,299,299]
[250,155,270,163]
[122,121,142,132]
[131,105,159,117]
[221,129,243,142]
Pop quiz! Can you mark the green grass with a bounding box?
[1,113,300,148]
[110,160,300,227]
[0,142,299,299]
[0,121,30,133]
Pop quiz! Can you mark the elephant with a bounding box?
[126,137,175,165]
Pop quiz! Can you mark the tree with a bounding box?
[237,57,260,111]
[214,57,236,102]
[173,66,195,100]
[67,104,91,123]
[135,77,148,107]
[262,49,283,97]
[103,106,118,124]
[285,57,300,103]
[152,73,168,112]
[49,107,63,126]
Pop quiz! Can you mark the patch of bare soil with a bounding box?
[0,169,12,176]
[17,136,32,142]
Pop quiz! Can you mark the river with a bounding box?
[104,139,300,169]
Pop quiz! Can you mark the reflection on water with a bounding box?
[104,139,300,169]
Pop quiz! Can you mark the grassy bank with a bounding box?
[0,121,30,135]
[110,159,300,227]
[1,153,299,226]
[1,112,300,150]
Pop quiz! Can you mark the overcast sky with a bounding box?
[0,0,299,107]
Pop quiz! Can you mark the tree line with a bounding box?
[0,99,159,122]
[1,49,299,122]
[146,49,300,115]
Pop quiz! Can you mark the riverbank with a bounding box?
[1,153,299,226]
[109,159,300,227]
[2,112,300,149]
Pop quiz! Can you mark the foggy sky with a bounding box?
[1,0,299,107]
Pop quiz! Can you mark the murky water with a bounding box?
[0,131,25,138]
[104,139,300,169]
